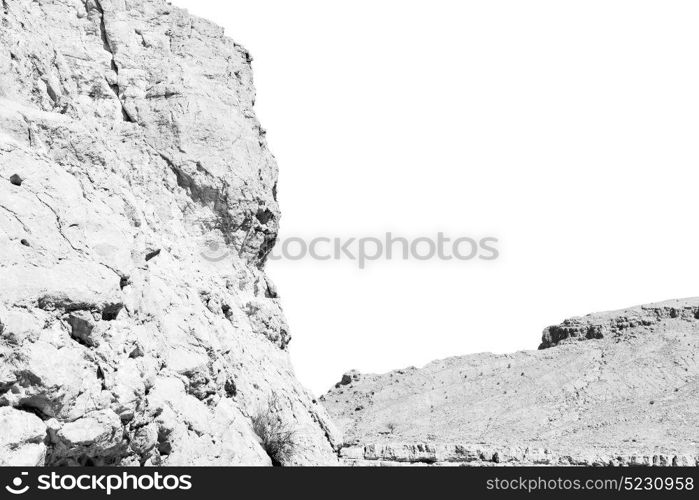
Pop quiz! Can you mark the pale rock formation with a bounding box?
[0,0,338,465]
[0,406,47,466]
[323,299,699,466]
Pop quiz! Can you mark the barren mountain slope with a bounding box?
[322,299,699,466]
[0,0,338,465]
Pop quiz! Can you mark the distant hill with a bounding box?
[322,299,699,466]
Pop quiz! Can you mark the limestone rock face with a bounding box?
[0,0,338,465]
[0,407,47,466]
[322,299,699,466]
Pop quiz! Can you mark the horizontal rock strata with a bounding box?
[323,299,699,466]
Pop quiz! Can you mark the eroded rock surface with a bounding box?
[0,0,338,465]
[323,299,699,466]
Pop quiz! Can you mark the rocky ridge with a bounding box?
[0,0,338,466]
[323,299,699,466]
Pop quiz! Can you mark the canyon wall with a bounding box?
[0,0,338,466]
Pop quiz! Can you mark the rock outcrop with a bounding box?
[322,299,699,466]
[0,0,338,465]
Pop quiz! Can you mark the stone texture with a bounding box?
[0,0,338,465]
[323,299,699,466]
[0,406,47,466]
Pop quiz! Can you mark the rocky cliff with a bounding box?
[0,0,338,466]
[322,299,699,466]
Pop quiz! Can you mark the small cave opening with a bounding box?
[224,378,237,398]
[255,208,274,225]
[119,276,130,289]
[15,401,51,421]
[157,430,172,457]
[101,303,123,321]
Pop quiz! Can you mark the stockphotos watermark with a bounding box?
[3,470,192,496]
[201,232,500,268]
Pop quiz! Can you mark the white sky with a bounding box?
[172,0,699,395]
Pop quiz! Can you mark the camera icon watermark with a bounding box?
[5,472,29,495]
[200,239,231,262]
